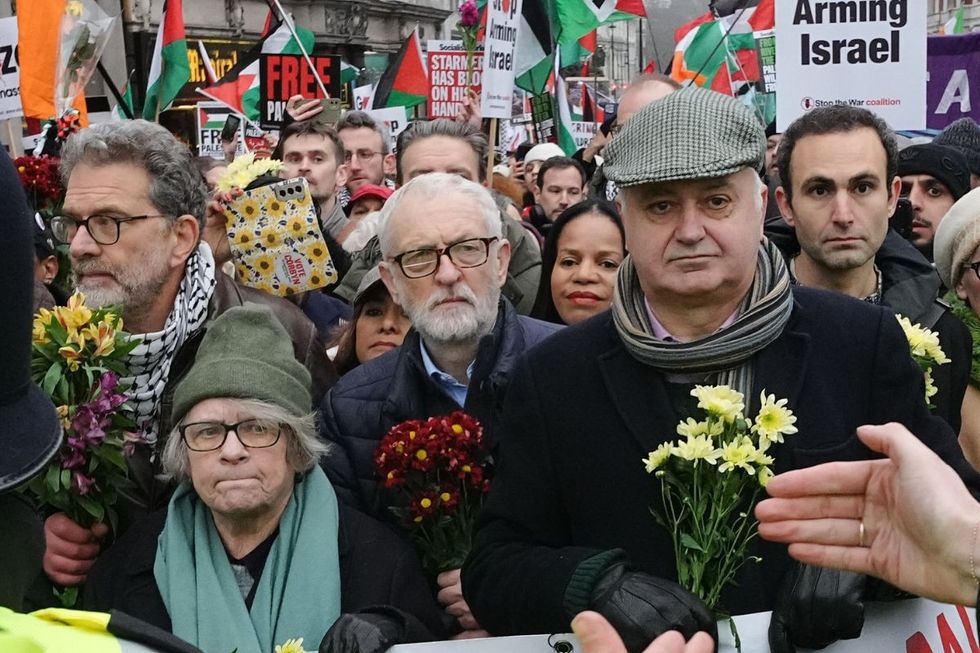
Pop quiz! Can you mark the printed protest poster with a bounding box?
[197,102,240,158]
[427,40,484,119]
[353,84,373,111]
[570,121,600,150]
[480,0,524,119]
[530,93,556,144]
[775,0,926,130]
[365,106,408,152]
[0,17,21,121]
[259,54,341,128]
[927,32,979,129]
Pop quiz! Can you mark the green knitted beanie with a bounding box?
[172,304,312,425]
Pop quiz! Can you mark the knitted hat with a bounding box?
[934,187,980,291]
[897,144,971,202]
[603,87,766,187]
[172,305,312,425]
[934,118,980,176]
[523,143,565,165]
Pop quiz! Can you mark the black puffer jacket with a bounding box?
[319,300,560,516]
[768,220,972,432]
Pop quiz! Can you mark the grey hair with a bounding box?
[60,120,209,229]
[337,110,391,154]
[161,398,328,482]
[376,173,502,258]
[395,119,488,185]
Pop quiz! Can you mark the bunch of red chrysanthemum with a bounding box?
[374,411,490,573]
[15,155,64,208]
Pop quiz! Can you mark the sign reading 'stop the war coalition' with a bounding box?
[775,0,926,130]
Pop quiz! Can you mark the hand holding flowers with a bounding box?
[642,385,798,649]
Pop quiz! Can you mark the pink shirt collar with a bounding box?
[645,299,738,342]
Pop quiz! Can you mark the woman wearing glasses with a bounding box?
[934,187,980,468]
[83,305,443,653]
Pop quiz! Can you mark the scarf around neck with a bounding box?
[612,239,794,406]
[123,244,216,445]
[154,466,342,653]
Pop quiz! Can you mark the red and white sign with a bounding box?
[426,40,484,120]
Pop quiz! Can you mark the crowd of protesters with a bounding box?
[3,72,980,653]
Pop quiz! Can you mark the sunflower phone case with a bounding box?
[223,177,337,297]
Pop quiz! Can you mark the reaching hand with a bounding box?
[43,513,108,586]
[286,94,324,123]
[756,422,980,607]
[572,611,715,653]
[454,88,482,129]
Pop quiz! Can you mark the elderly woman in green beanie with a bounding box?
[83,305,444,653]
[935,187,980,468]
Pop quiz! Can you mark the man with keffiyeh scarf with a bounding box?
[462,89,980,653]
[37,120,334,597]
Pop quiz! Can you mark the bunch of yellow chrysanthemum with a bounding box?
[216,153,285,192]
[896,315,951,404]
[642,385,797,645]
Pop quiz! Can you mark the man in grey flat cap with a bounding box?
[462,88,980,652]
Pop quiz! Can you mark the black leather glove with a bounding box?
[590,562,718,653]
[319,606,427,653]
[769,564,867,653]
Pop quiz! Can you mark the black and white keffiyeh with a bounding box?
[123,244,216,445]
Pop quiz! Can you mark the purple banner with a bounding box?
[927,32,980,129]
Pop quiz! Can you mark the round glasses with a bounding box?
[963,261,980,282]
[50,214,170,246]
[180,419,283,452]
[390,237,498,279]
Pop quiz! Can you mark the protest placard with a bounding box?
[196,102,241,158]
[427,40,484,119]
[775,0,926,130]
[0,17,22,121]
[480,0,524,119]
[365,106,408,152]
[927,32,979,129]
[259,54,341,128]
[530,93,556,144]
[353,84,373,112]
[570,121,600,150]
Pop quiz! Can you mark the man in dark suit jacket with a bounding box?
[462,88,980,653]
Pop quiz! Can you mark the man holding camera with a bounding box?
[771,105,971,432]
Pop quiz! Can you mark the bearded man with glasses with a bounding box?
[320,172,559,638]
[39,119,333,596]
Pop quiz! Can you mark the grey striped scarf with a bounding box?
[612,239,794,406]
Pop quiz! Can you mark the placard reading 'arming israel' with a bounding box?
[480,0,524,119]
[775,0,926,130]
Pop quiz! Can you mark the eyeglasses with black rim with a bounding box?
[390,236,499,279]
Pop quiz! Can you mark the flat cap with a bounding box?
[603,87,766,187]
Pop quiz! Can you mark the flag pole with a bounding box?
[97,62,134,120]
[269,0,330,98]
[487,118,497,180]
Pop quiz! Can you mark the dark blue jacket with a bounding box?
[320,299,560,516]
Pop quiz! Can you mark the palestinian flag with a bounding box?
[581,83,604,123]
[670,0,773,94]
[197,21,314,121]
[341,60,358,85]
[561,29,597,74]
[515,0,556,94]
[555,58,576,156]
[372,27,428,109]
[143,0,190,120]
[555,0,645,45]
[198,105,228,130]
[112,82,135,120]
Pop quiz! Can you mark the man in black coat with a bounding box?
[462,88,980,653]
[320,172,559,636]
[770,105,971,433]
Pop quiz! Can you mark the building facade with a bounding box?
[929,0,980,33]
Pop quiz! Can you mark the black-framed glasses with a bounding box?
[344,149,384,163]
[390,237,498,279]
[180,419,283,452]
[50,214,171,246]
[964,261,980,281]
